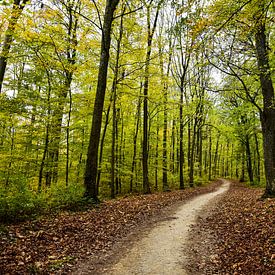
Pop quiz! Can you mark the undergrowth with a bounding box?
[0,181,87,223]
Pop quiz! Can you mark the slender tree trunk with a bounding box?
[65,85,72,186]
[155,124,159,190]
[130,95,141,192]
[179,82,185,189]
[213,136,219,178]
[240,148,245,182]
[77,127,85,181]
[245,134,253,183]
[5,126,15,186]
[170,119,176,173]
[189,119,197,187]
[84,0,120,200]
[142,4,160,194]
[97,97,112,192]
[208,129,212,180]
[111,7,124,198]
[254,133,261,183]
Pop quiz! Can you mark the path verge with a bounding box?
[185,180,275,274]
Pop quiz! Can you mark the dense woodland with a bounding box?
[0,0,274,220]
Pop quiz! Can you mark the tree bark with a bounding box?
[84,0,120,200]
[255,19,275,197]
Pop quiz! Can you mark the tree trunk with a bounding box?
[142,4,160,194]
[130,94,141,192]
[84,0,120,200]
[111,7,124,198]
[255,18,275,197]
[179,81,185,189]
[245,134,253,183]
[254,133,261,184]
[208,129,212,180]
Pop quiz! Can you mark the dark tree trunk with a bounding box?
[84,0,120,200]
[255,19,275,197]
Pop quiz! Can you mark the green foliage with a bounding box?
[0,179,86,223]
[47,183,85,211]
[0,180,46,223]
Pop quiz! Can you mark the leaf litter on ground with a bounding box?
[186,180,274,275]
[0,182,221,274]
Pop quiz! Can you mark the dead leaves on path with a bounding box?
[188,181,274,275]
[0,183,220,274]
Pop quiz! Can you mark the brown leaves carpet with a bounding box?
[186,181,275,275]
[0,180,274,274]
[0,182,220,274]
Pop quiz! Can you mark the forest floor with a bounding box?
[0,179,274,274]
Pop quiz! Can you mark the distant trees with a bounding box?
[205,0,275,196]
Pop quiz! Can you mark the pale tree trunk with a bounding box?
[84,0,120,200]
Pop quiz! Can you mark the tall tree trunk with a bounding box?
[130,94,141,192]
[245,134,253,183]
[213,136,219,178]
[0,0,29,93]
[65,76,73,186]
[111,6,124,198]
[189,118,197,187]
[142,4,160,194]
[170,119,176,173]
[255,16,275,197]
[97,96,112,193]
[155,123,159,190]
[208,129,212,180]
[84,0,120,200]
[179,80,185,189]
[254,133,261,184]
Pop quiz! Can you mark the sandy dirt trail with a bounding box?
[106,180,230,275]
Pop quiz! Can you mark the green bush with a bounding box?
[0,180,86,223]
[0,182,46,223]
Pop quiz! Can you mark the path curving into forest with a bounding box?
[105,180,230,275]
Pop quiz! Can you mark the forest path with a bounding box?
[105,180,230,275]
